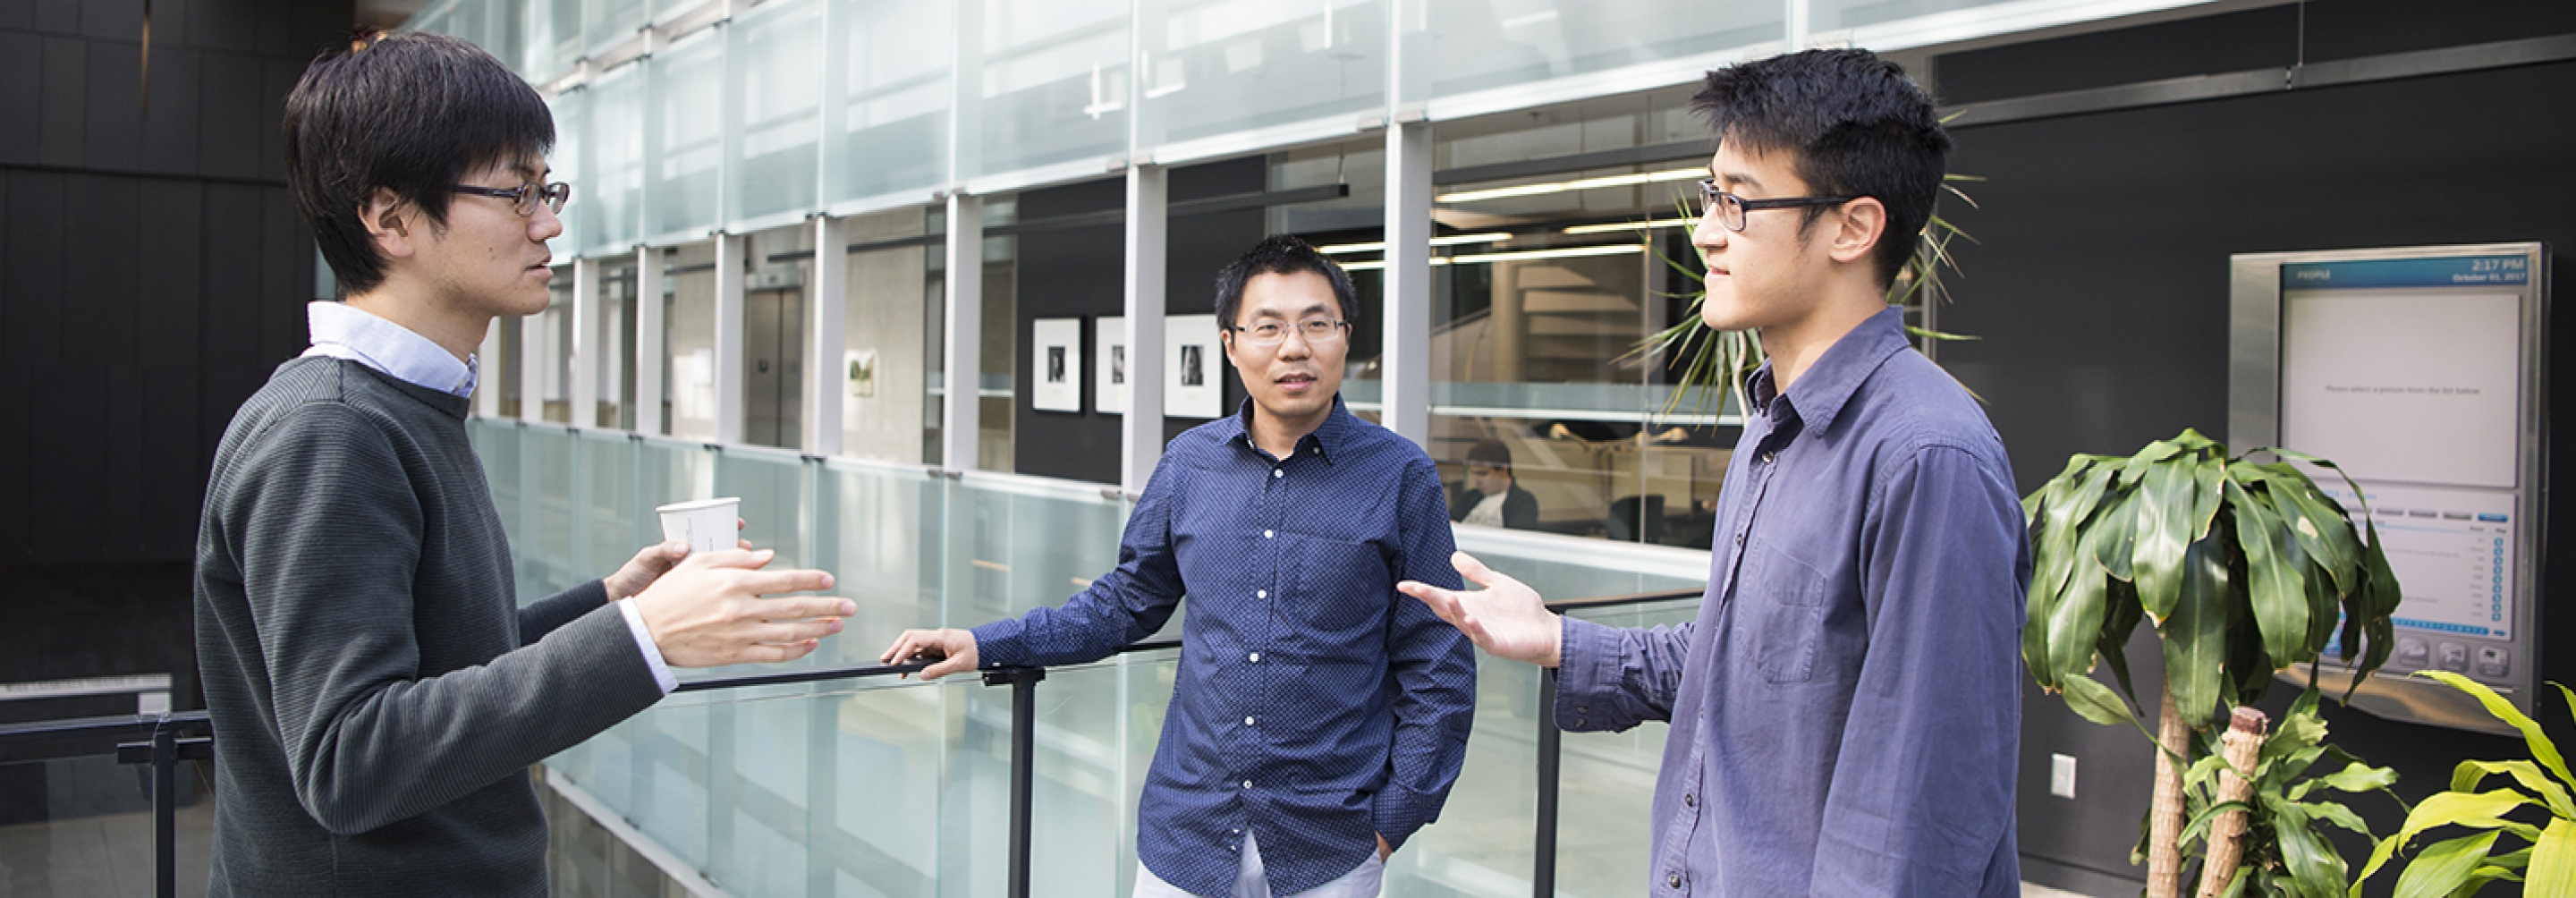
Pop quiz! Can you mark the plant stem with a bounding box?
[2197,707,2268,897]
[2148,687,2190,898]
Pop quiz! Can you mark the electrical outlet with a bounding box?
[2049,753,2078,799]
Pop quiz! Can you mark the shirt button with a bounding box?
[1248,652,1261,663]
[1245,716,1257,726]
[1241,779,1254,789]
[1733,532,1745,546]
[1257,589,1267,598]
[1264,529,1275,538]
[1667,873,1682,889]
[1762,451,1775,464]
[1684,792,1696,808]
[1273,469,1284,478]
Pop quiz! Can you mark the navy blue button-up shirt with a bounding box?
[972,397,1476,897]
[1556,308,2030,897]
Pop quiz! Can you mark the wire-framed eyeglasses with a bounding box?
[451,181,572,216]
[1695,180,1856,232]
[1229,318,1350,347]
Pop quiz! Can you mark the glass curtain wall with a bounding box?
[649,29,726,242]
[581,64,647,257]
[828,0,953,208]
[841,208,936,463]
[596,260,640,428]
[743,224,817,451]
[729,0,826,228]
[1418,0,1781,101]
[665,241,719,438]
[1136,0,1387,148]
[973,0,1130,179]
[536,266,576,422]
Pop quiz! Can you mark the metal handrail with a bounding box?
[0,585,1704,898]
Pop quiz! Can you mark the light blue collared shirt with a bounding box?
[302,301,677,695]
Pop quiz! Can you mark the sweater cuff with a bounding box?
[617,598,679,694]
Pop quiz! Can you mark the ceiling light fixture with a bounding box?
[1337,243,1643,271]
[1316,233,1514,255]
[1563,218,1691,234]
[1434,167,1704,204]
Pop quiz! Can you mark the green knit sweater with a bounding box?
[195,357,662,896]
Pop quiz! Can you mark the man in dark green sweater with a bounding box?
[194,31,854,895]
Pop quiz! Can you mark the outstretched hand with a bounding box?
[1397,551,1563,668]
[631,547,852,667]
[604,518,750,600]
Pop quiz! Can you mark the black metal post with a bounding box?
[986,667,1046,898]
[1534,668,1561,898]
[153,717,177,898]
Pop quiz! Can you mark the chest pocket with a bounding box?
[1743,542,1831,683]
[1290,535,1389,635]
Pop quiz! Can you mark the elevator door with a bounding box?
[745,287,804,449]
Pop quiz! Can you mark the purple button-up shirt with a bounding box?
[1556,308,2030,897]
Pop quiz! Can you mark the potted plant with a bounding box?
[2355,671,2576,896]
[2022,429,2406,897]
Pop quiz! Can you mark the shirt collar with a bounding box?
[1223,394,1358,463]
[301,301,480,397]
[1744,306,1911,436]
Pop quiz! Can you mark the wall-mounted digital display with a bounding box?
[2232,245,2546,734]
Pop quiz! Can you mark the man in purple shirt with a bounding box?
[1400,49,2030,897]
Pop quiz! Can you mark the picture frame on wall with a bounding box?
[1095,317,1127,415]
[1165,314,1221,419]
[1030,318,1082,413]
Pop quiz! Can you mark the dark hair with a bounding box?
[1466,439,1513,469]
[284,31,556,294]
[1690,48,1951,287]
[1213,235,1358,328]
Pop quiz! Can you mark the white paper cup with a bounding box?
[656,497,741,555]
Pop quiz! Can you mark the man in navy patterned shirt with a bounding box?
[1402,50,2029,897]
[883,236,1477,898]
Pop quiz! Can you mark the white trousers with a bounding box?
[1131,830,1386,898]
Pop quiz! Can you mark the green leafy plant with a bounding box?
[2023,428,2404,898]
[2170,690,2402,898]
[2354,671,2576,897]
[1626,174,1982,417]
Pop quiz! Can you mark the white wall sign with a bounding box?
[1095,316,1127,415]
[1030,318,1083,412]
[1165,314,1222,419]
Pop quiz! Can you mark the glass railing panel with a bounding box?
[575,429,658,583]
[1018,657,1138,896]
[946,472,1142,629]
[813,460,950,664]
[1387,656,1541,897]
[582,64,648,256]
[513,425,585,601]
[0,754,213,896]
[1551,596,1698,896]
[713,445,814,569]
[971,0,1131,181]
[727,0,826,226]
[1136,0,1388,150]
[1419,0,1781,104]
[827,0,953,206]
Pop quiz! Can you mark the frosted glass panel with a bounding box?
[544,89,582,261]
[729,0,826,224]
[1548,597,1696,896]
[529,0,584,77]
[586,0,653,57]
[975,0,1130,179]
[830,0,953,204]
[1811,0,2026,32]
[1423,0,1781,100]
[650,31,726,240]
[1139,0,1386,148]
[583,66,647,255]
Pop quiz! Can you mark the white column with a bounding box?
[715,233,747,445]
[1381,119,1434,447]
[1121,165,1168,494]
[570,257,600,428]
[476,319,504,419]
[634,246,665,436]
[519,304,548,423]
[808,215,848,456]
[941,193,984,470]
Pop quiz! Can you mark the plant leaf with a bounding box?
[2274,802,2351,898]
[2162,533,2233,729]
[2296,761,2401,800]
[2047,528,2114,684]
[2059,672,2135,726]
[2092,489,2140,581]
[2451,759,2576,819]
[2232,479,2310,669]
[2419,671,2572,786]
[2132,456,2195,619]
[2392,831,2500,898]
[2529,818,2576,897]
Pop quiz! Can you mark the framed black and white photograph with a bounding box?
[1030,318,1082,412]
[1165,314,1221,419]
[1095,317,1127,415]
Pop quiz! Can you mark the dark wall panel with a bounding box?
[1936,46,2576,894]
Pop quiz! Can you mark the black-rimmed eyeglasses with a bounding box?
[451,181,572,216]
[1696,180,1855,233]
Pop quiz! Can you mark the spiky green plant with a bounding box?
[2354,671,2576,897]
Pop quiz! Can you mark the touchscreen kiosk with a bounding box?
[2230,243,2546,734]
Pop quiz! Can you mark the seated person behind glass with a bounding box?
[1450,439,1538,529]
